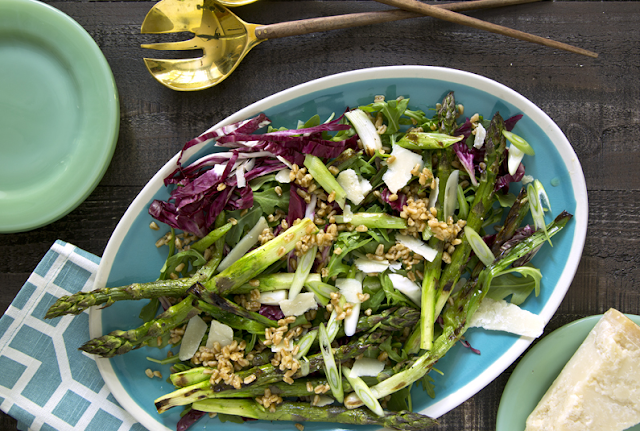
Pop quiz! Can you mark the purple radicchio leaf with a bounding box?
[287,184,307,227]
[380,188,407,213]
[259,305,285,321]
[453,142,478,186]
[504,114,523,132]
[494,148,526,193]
[216,114,358,166]
[177,409,206,431]
[454,117,474,141]
[176,114,271,166]
[148,200,209,238]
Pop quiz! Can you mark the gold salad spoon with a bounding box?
[141,0,540,91]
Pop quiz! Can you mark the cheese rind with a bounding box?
[525,309,640,431]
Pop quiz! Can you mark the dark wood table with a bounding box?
[2,1,639,429]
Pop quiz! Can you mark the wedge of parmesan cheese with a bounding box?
[337,169,366,205]
[279,292,318,317]
[525,308,640,431]
[382,144,423,194]
[469,297,544,338]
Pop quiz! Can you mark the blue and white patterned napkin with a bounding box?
[0,240,145,431]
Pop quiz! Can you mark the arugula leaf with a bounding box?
[139,298,160,322]
[419,374,436,398]
[159,249,206,280]
[380,273,415,308]
[249,173,276,191]
[486,265,543,305]
[325,231,372,278]
[225,206,263,247]
[253,186,290,215]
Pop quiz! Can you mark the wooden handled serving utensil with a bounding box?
[374,0,598,59]
[217,0,258,6]
[140,0,543,91]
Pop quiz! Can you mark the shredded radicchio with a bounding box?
[454,113,524,189]
[287,184,307,227]
[494,148,526,193]
[149,113,359,237]
[177,409,206,431]
[259,305,285,321]
[380,188,407,212]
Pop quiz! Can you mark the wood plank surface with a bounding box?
[2,1,640,430]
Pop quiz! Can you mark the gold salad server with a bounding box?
[141,0,541,91]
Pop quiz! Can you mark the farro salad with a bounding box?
[47,91,571,431]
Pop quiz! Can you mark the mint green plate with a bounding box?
[0,0,119,233]
[497,314,640,431]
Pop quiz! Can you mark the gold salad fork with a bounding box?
[141,0,541,91]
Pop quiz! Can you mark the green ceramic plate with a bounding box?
[0,0,119,233]
[496,313,640,431]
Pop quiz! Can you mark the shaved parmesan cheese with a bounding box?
[279,292,318,317]
[474,123,487,149]
[396,234,438,262]
[469,298,545,338]
[387,273,422,305]
[179,315,208,361]
[314,395,335,407]
[360,178,372,196]
[206,320,234,349]
[271,340,296,353]
[350,357,385,377]
[336,278,362,336]
[354,257,390,274]
[382,144,423,194]
[337,169,365,205]
[336,278,361,303]
[275,168,292,183]
[259,290,288,305]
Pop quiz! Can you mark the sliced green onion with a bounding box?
[396,132,464,150]
[299,356,311,377]
[456,184,469,220]
[443,170,459,221]
[318,322,344,403]
[527,183,552,246]
[304,154,347,209]
[502,130,535,156]
[343,366,384,416]
[534,179,552,212]
[217,216,268,272]
[344,109,382,156]
[507,143,525,176]
[333,213,407,229]
[146,355,181,365]
[464,226,495,266]
[295,330,317,360]
[288,245,317,300]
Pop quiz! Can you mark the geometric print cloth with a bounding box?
[0,241,145,431]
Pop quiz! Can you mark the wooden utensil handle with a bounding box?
[255,0,540,40]
[374,0,599,58]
